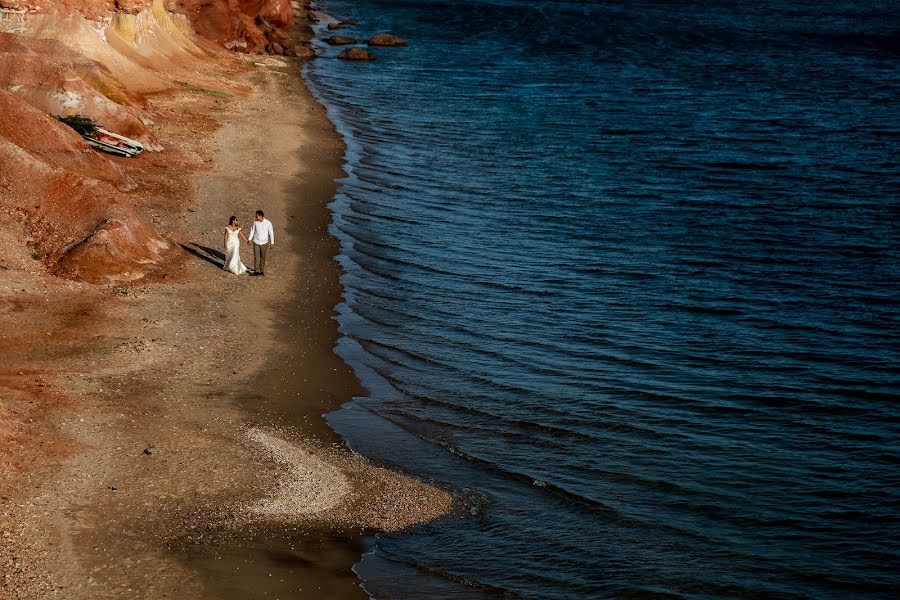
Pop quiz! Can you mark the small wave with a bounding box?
[663,302,744,316]
[306,0,900,596]
[389,392,599,444]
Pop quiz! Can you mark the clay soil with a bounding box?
[0,49,452,600]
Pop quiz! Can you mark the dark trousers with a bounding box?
[253,242,269,274]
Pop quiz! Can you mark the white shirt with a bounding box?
[247,218,275,245]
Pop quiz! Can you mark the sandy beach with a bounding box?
[11,0,898,597]
[0,18,452,600]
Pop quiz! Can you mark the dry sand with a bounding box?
[0,50,453,600]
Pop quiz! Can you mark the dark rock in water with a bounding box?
[329,19,358,31]
[327,36,357,45]
[338,48,376,61]
[306,11,319,23]
[368,33,407,47]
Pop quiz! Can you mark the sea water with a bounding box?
[302,1,900,598]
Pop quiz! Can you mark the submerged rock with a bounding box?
[327,22,342,30]
[367,33,407,47]
[338,48,376,61]
[326,36,357,45]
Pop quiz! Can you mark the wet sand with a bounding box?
[0,40,451,600]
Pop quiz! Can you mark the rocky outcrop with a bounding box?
[0,0,316,284]
[166,0,294,52]
[0,0,218,284]
[326,35,356,45]
[292,43,314,59]
[0,87,176,284]
[338,47,374,61]
[367,33,406,47]
[0,87,126,189]
[2,0,208,99]
[0,32,152,143]
[162,0,297,52]
[115,0,151,14]
[1,0,297,54]
[55,217,172,283]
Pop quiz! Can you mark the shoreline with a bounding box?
[172,47,393,599]
[0,10,453,599]
[177,52,372,598]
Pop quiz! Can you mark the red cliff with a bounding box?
[0,0,306,284]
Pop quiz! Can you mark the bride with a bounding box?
[223,216,249,274]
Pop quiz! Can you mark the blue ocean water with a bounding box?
[303,1,900,598]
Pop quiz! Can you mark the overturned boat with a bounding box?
[84,128,144,158]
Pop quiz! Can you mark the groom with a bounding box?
[246,209,275,276]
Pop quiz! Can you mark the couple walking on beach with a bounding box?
[223,210,274,276]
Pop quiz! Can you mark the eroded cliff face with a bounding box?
[0,0,302,285]
[0,0,293,51]
[171,0,294,50]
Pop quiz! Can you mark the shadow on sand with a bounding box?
[180,243,226,269]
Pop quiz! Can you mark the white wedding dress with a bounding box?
[224,227,247,275]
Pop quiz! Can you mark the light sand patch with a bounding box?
[245,427,350,516]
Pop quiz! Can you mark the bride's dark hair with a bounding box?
[229,216,238,225]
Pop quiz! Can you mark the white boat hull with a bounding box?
[84,128,144,158]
